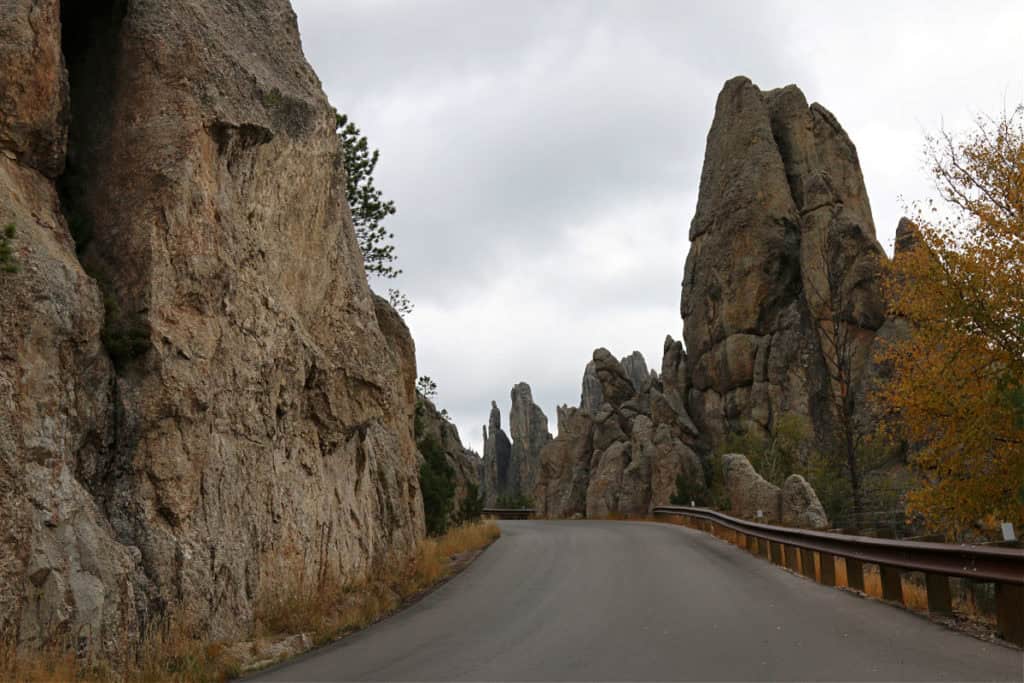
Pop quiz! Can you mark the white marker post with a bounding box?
[1001,522,1017,542]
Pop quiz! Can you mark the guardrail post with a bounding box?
[845,558,865,592]
[879,564,903,603]
[925,573,952,615]
[770,542,784,565]
[819,552,836,586]
[995,583,1024,646]
[784,545,798,570]
[799,548,815,579]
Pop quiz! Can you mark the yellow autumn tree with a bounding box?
[878,105,1024,540]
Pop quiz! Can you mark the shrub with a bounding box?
[455,483,484,523]
[418,433,455,536]
[0,223,18,274]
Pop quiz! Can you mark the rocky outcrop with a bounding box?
[509,383,551,501]
[535,347,705,518]
[415,395,481,519]
[1,0,423,661]
[481,384,551,505]
[620,351,653,393]
[535,406,594,517]
[580,361,604,414]
[480,402,513,505]
[681,76,886,453]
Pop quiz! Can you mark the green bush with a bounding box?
[418,433,455,537]
[0,223,18,274]
[455,483,484,524]
[494,493,532,509]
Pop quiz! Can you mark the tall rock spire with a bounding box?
[681,76,886,451]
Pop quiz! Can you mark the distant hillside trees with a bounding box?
[879,105,1024,539]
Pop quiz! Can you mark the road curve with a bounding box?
[250,520,1022,681]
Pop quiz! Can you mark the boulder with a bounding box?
[781,475,829,529]
[720,454,782,522]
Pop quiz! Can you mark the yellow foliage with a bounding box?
[877,105,1024,539]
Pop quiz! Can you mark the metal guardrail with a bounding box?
[653,505,1024,647]
[482,508,535,520]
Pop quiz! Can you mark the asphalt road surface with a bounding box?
[250,520,1022,681]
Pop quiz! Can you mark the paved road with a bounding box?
[251,520,1022,681]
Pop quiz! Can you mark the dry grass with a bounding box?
[1,520,500,683]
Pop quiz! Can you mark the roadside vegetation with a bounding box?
[0,520,500,683]
[878,105,1024,540]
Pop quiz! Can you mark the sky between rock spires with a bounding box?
[293,0,1023,454]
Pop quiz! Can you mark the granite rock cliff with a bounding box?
[0,0,423,660]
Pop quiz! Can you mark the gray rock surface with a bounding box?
[534,346,707,518]
[1,0,423,660]
[620,351,653,393]
[535,406,594,518]
[721,454,783,523]
[508,383,551,501]
[681,76,886,452]
[480,402,513,505]
[481,384,551,505]
[781,474,829,529]
[580,361,604,414]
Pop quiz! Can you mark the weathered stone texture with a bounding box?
[509,382,551,500]
[1,0,424,660]
[681,76,886,452]
[0,0,68,177]
[480,401,513,505]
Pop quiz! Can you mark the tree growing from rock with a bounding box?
[878,105,1024,539]
[337,113,400,279]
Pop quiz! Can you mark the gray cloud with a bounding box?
[294,0,1024,452]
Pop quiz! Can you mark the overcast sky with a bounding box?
[294,0,1023,454]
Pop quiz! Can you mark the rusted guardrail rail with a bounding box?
[482,508,535,520]
[653,505,1024,646]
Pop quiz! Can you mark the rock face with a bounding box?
[481,384,551,505]
[681,76,886,453]
[480,402,513,505]
[534,347,705,518]
[508,383,551,502]
[0,0,423,661]
[415,396,481,519]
